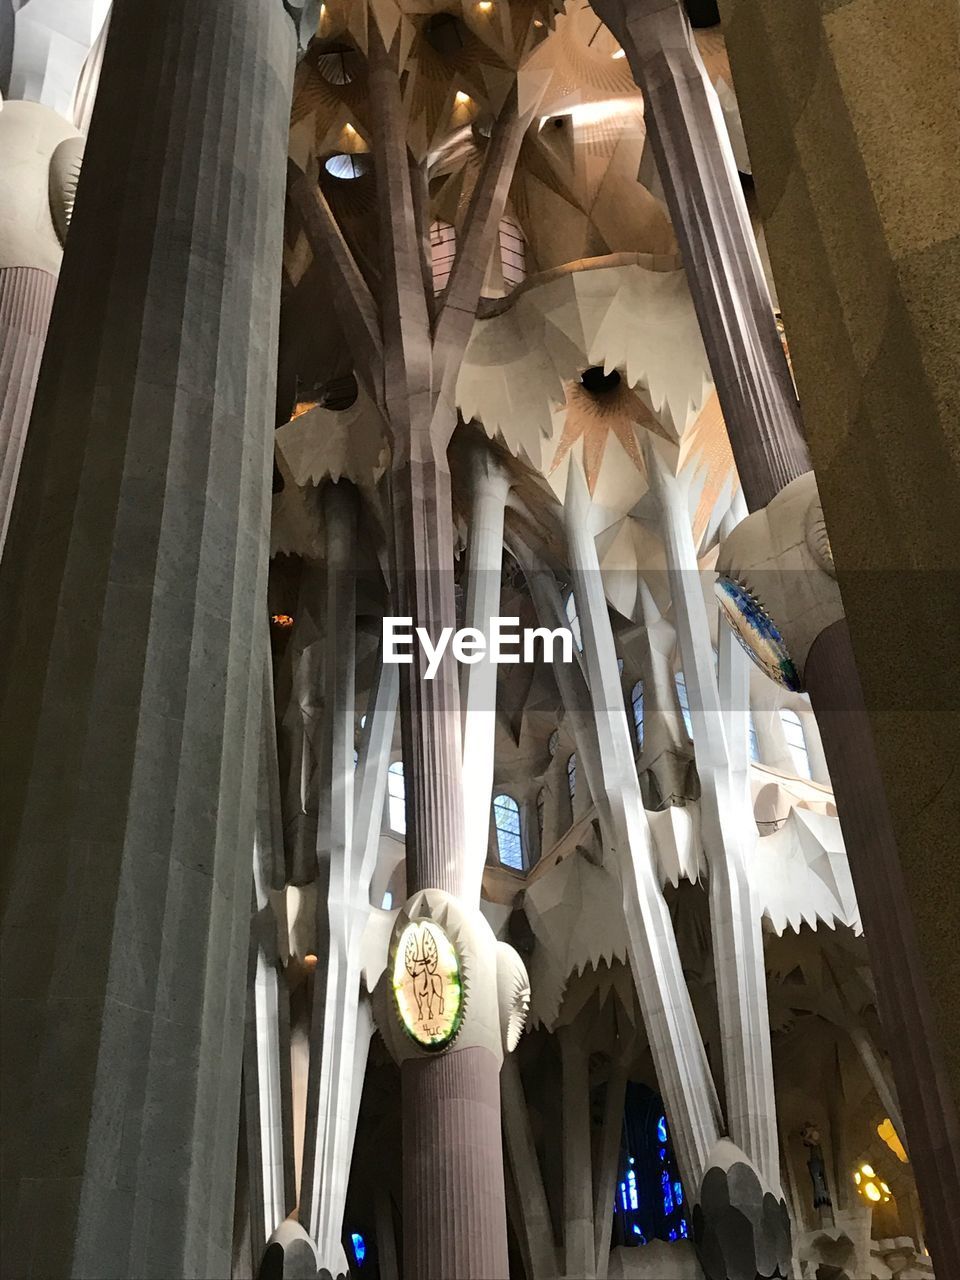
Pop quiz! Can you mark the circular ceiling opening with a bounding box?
[580,366,622,395]
[321,373,359,411]
[324,153,371,181]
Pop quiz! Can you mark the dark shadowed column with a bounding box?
[592,0,960,1270]
[0,1,295,1276]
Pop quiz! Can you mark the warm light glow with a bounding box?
[477,1,493,10]
[612,48,626,59]
[533,17,544,26]
[304,953,318,967]
[290,399,320,421]
[271,613,295,629]
[854,1163,892,1205]
[454,91,471,105]
[392,920,462,1050]
[877,1118,909,1164]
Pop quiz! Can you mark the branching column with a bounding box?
[593,0,960,1267]
[647,445,779,1190]
[0,2,295,1275]
[562,464,723,1195]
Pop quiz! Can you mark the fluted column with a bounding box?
[0,2,295,1276]
[593,1,960,1268]
[460,442,511,902]
[0,267,57,555]
[592,0,806,509]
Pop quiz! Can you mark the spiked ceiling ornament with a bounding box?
[549,368,672,496]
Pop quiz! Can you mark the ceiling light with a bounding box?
[612,48,626,59]
[533,17,543,26]
[455,91,471,105]
[477,1,493,11]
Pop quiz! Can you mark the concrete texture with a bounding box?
[0,1,295,1274]
[716,0,960,1269]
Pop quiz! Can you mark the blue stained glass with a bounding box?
[661,1169,674,1215]
[615,1087,688,1250]
[350,1233,366,1265]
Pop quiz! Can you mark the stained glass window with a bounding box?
[565,591,583,651]
[493,794,523,870]
[536,788,546,847]
[748,714,760,763]
[430,219,456,293]
[566,753,577,801]
[350,1232,366,1266]
[780,708,811,779]
[675,671,692,738]
[387,761,406,834]
[614,1085,689,1249]
[631,680,644,748]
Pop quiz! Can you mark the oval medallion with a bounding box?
[715,576,801,692]
[392,919,463,1051]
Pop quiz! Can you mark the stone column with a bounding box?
[245,655,297,1263]
[593,0,960,1266]
[648,446,780,1193]
[501,1056,558,1280]
[0,2,295,1276]
[559,1026,596,1280]
[562,464,723,1195]
[460,442,512,903]
[0,99,81,557]
[591,0,806,509]
[0,266,57,554]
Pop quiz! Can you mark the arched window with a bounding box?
[387,761,406,834]
[548,728,560,757]
[565,590,582,651]
[631,680,644,748]
[748,714,760,763]
[536,788,546,847]
[780,708,811,779]
[617,656,625,674]
[566,753,577,801]
[674,672,692,738]
[615,1085,689,1247]
[493,794,523,870]
[499,214,526,288]
[430,219,456,293]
